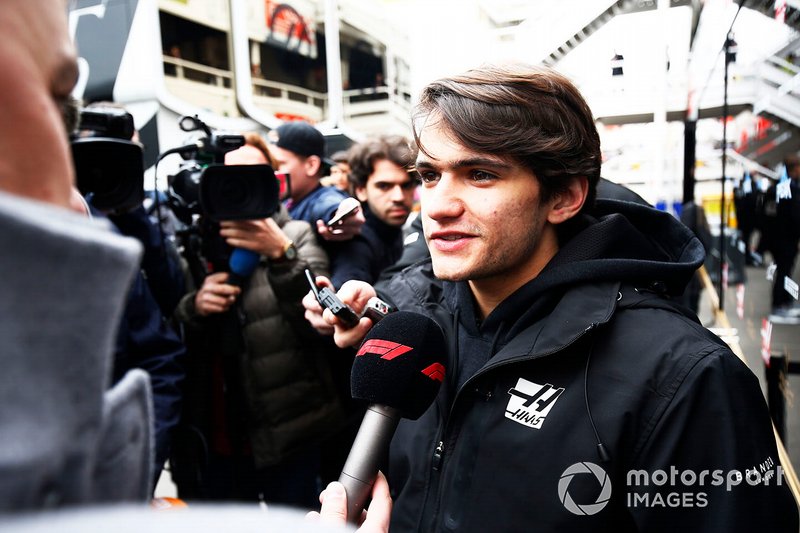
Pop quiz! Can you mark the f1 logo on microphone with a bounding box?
[357,340,445,383]
[357,339,413,360]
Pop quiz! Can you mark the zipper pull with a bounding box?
[432,441,445,471]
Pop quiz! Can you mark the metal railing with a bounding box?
[162,54,411,126]
[163,55,232,88]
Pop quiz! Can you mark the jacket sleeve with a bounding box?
[268,220,329,329]
[330,235,375,289]
[116,270,186,475]
[628,346,798,532]
[108,205,187,316]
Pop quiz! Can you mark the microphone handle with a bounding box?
[339,404,400,523]
[228,247,259,287]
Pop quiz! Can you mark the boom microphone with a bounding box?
[340,311,447,523]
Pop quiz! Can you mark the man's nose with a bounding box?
[423,176,463,220]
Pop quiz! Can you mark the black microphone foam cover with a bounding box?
[351,311,447,420]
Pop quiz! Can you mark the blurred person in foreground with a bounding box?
[306,63,798,532]
[0,0,153,509]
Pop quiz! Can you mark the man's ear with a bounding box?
[547,176,588,224]
[305,155,322,177]
[355,185,368,203]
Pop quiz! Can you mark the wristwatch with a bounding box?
[278,240,297,261]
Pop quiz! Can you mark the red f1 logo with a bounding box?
[421,363,445,382]
[356,339,413,360]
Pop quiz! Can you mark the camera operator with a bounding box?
[171,134,344,506]
[75,101,187,316]
[68,98,186,489]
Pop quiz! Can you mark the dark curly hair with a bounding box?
[347,135,417,190]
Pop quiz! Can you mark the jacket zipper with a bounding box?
[432,440,445,470]
[421,322,602,531]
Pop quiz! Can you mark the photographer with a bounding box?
[74,101,187,316]
[171,135,344,506]
[69,99,186,489]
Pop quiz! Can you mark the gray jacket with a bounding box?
[0,191,153,511]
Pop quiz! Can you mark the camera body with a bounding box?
[163,116,282,284]
[71,106,144,212]
[166,115,280,223]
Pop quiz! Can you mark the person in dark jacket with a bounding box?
[268,121,364,244]
[305,63,798,532]
[330,135,417,289]
[769,155,800,323]
[73,195,186,490]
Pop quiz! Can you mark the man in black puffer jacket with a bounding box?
[304,63,798,532]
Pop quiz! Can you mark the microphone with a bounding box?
[340,311,447,523]
[227,247,259,287]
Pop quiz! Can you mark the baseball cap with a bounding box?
[269,122,325,159]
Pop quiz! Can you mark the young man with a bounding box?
[307,64,798,531]
[329,135,417,288]
[268,121,364,242]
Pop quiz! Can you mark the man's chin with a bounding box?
[431,262,469,282]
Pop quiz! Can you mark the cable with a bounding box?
[695,0,746,108]
[584,332,611,463]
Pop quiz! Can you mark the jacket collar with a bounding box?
[490,280,620,366]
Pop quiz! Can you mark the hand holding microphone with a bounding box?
[221,218,291,286]
[338,311,447,523]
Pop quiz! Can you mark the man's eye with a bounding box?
[417,172,439,184]
[471,170,497,182]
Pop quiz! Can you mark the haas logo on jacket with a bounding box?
[505,378,564,429]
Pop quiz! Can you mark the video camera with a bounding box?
[160,115,282,284]
[71,105,145,212]
[165,115,280,225]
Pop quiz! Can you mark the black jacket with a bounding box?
[330,206,403,288]
[378,199,798,532]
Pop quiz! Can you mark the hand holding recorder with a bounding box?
[303,271,392,347]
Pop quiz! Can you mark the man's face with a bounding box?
[415,119,561,294]
[225,144,268,166]
[0,0,78,208]
[269,144,318,202]
[355,159,415,227]
[329,162,351,190]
